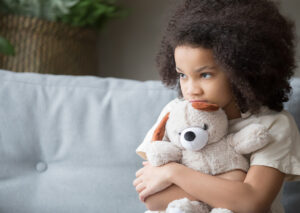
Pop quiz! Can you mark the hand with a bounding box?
[133,161,174,202]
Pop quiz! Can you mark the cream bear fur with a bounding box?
[145,100,272,213]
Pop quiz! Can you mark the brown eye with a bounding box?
[203,124,208,130]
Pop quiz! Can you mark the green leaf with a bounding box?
[0,0,128,30]
[0,36,15,56]
[58,0,128,29]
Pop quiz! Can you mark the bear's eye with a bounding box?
[203,124,208,130]
[178,132,181,136]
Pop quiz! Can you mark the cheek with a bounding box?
[216,84,233,106]
[207,82,233,106]
[180,81,188,97]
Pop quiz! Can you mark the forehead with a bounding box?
[174,45,216,66]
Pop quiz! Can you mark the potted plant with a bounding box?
[0,0,127,75]
[0,35,14,56]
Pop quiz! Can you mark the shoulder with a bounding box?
[250,108,298,144]
[230,107,300,180]
[250,108,298,150]
[256,107,294,126]
[230,107,297,136]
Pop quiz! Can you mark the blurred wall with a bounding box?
[98,0,300,81]
[278,0,300,77]
[98,0,177,80]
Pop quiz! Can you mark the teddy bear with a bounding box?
[144,100,272,213]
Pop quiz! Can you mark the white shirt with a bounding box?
[136,98,300,212]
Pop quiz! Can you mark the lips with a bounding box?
[189,100,208,103]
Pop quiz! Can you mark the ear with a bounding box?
[191,102,219,111]
[151,112,170,142]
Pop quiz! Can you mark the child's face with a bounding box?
[174,45,240,119]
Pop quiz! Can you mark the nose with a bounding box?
[184,131,196,141]
[186,80,203,96]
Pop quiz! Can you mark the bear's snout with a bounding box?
[180,127,208,151]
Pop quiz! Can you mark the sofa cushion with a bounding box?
[0,70,176,213]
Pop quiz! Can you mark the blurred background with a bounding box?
[99,0,300,80]
[0,0,299,80]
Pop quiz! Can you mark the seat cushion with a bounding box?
[0,70,177,213]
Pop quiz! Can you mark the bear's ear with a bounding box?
[151,112,170,142]
[191,102,219,111]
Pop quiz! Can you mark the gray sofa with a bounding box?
[0,69,299,213]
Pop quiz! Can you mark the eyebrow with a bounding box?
[176,66,215,73]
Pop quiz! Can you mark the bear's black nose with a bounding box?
[184,131,196,141]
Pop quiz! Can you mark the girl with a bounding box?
[133,0,300,212]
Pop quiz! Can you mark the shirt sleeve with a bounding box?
[136,98,180,160]
[250,110,300,181]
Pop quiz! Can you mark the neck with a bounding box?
[224,99,241,120]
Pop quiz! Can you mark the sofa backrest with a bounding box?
[0,70,299,213]
[284,78,300,128]
[0,70,177,213]
[282,77,300,212]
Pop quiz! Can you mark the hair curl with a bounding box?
[156,0,296,113]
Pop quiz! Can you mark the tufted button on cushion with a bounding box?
[36,162,48,173]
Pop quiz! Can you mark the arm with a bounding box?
[145,184,196,211]
[143,163,284,213]
[144,169,247,211]
[146,141,182,166]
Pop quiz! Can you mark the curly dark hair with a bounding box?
[156,0,296,113]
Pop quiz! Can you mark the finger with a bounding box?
[136,183,146,193]
[133,177,142,187]
[139,193,147,202]
[135,168,144,177]
[139,187,153,202]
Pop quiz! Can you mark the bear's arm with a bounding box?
[228,123,272,154]
[146,141,182,167]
